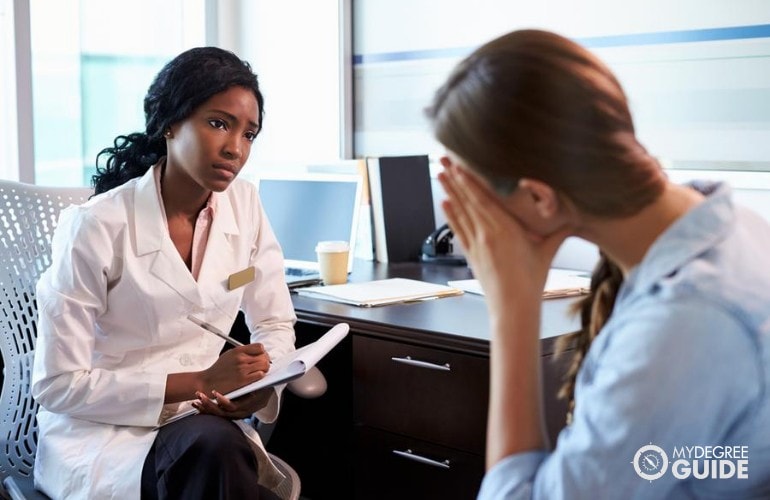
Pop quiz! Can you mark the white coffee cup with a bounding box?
[315,241,350,285]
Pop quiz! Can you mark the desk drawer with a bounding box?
[353,335,488,454]
[354,426,484,500]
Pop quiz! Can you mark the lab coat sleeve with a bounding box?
[32,206,166,427]
[240,186,297,424]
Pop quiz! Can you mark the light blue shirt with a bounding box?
[478,182,770,499]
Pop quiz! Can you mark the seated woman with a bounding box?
[428,29,770,498]
[32,47,293,499]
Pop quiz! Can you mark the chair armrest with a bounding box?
[286,366,327,399]
[253,367,327,444]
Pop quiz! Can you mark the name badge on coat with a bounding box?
[228,266,255,290]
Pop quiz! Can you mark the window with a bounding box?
[0,0,18,180]
[6,1,349,185]
[28,0,205,186]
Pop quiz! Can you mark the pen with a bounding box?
[187,315,245,347]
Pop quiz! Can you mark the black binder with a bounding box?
[367,155,436,263]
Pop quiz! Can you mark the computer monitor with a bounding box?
[256,172,363,272]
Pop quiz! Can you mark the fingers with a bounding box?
[234,343,269,366]
[438,167,475,247]
[439,165,510,248]
[193,390,263,420]
[227,344,271,375]
[449,165,512,226]
[243,357,270,376]
[238,342,267,356]
[193,390,224,415]
[441,199,469,251]
[193,390,238,416]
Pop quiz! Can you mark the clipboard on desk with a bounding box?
[448,268,591,299]
[295,278,463,307]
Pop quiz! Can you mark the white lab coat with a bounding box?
[31,165,296,500]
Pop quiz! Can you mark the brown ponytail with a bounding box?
[556,253,624,424]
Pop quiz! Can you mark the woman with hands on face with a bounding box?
[32,47,294,500]
[428,30,770,499]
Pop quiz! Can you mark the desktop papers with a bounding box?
[296,278,463,307]
[448,268,591,299]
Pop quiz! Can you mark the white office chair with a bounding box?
[0,179,311,500]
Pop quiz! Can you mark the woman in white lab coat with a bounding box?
[31,47,295,500]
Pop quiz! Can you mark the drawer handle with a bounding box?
[392,449,451,469]
[391,356,450,371]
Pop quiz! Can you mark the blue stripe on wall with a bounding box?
[354,46,471,65]
[353,24,770,65]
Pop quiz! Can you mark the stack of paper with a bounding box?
[448,268,591,299]
[296,278,463,307]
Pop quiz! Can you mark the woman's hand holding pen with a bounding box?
[193,343,272,418]
[202,343,271,393]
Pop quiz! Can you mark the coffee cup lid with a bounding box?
[315,240,349,252]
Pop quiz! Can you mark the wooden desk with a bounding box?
[267,260,580,500]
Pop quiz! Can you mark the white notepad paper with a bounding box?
[296,278,464,307]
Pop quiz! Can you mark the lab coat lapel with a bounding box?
[134,166,205,308]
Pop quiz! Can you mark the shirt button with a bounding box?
[179,353,193,366]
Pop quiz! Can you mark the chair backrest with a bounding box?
[0,180,92,483]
